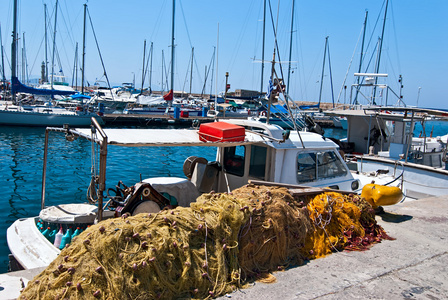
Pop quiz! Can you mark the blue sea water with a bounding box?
[0,119,446,273]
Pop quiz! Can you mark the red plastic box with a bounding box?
[199,122,245,142]
[180,111,189,118]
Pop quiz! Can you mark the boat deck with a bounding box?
[2,195,446,299]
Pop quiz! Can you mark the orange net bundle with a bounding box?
[303,192,393,259]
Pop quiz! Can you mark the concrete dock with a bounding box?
[1,195,446,299]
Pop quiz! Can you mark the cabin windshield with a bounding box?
[223,145,267,180]
[297,150,347,183]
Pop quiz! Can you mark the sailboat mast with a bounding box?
[81,3,87,94]
[215,23,219,108]
[373,0,389,105]
[149,42,153,93]
[161,50,164,92]
[318,36,328,106]
[44,4,48,83]
[11,0,18,102]
[51,0,59,91]
[189,47,194,95]
[260,0,266,95]
[286,0,295,95]
[353,10,368,105]
[0,23,5,82]
[169,0,175,106]
[141,40,146,93]
[72,42,78,87]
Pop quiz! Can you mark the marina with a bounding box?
[0,0,447,298]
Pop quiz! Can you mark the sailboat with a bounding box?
[0,0,103,127]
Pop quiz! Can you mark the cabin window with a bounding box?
[249,145,267,180]
[297,151,347,183]
[297,152,317,183]
[317,151,347,179]
[223,146,245,177]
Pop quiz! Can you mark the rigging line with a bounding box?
[225,0,257,78]
[267,0,285,83]
[327,39,335,107]
[361,0,386,72]
[28,28,46,78]
[181,47,192,96]
[201,47,215,96]
[390,2,401,73]
[335,22,364,105]
[178,0,204,88]
[87,7,113,96]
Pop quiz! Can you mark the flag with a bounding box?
[163,89,173,101]
[266,77,273,98]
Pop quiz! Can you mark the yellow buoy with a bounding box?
[361,183,402,208]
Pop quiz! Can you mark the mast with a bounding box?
[286,0,295,95]
[189,47,194,95]
[149,42,153,93]
[21,33,25,82]
[44,4,48,83]
[50,0,59,91]
[141,39,146,93]
[373,0,389,105]
[260,0,266,95]
[81,3,87,94]
[353,11,368,105]
[1,23,6,83]
[318,36,328,107]
[215,23,219,109]
[72,42,78,87]
[169,0,175,106]
[161,50,164,92]
[11,0,18,102]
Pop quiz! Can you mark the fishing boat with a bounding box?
[325,106,448,200]
[7,117,362,271]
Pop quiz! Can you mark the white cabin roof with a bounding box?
[70,119,338,149]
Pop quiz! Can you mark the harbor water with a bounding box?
[0,120,446,273]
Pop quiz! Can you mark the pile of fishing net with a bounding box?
[303,192,394,259]
[20,185,392,300]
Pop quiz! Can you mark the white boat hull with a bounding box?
[353,156,448,199]
[7,218,60,270]
[0,109,103,127]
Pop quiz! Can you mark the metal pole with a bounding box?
[169,0,175,106]
[286,0,295,95]
[91,117,107,221]
[51,0,59,91]
[41,128,50,209]
[141,40,146,92]
[260,0,266,95]
[81,4,87,94]
[11,0,18,102]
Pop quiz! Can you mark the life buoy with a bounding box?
[260,111,267,117]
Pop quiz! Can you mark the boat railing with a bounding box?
[41,117,108,221]
[344,153,405,188]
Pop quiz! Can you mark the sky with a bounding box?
[1,0,447,109]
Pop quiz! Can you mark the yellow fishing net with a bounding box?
[20,193,251,299]
[19,186,391,300]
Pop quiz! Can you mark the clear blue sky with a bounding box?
[1,0,447,109]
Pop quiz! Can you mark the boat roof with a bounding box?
[62,119,337,150]
[324,106,448,121]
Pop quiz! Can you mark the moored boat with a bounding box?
[7,117,361,270]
